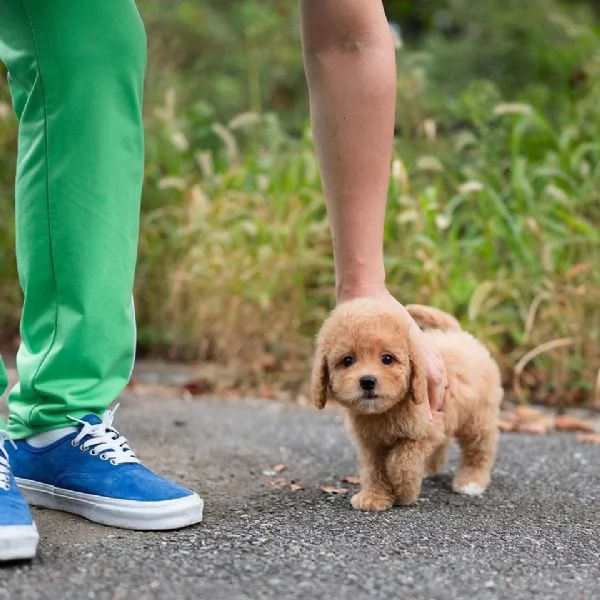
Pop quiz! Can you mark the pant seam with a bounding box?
[17,0,60,426]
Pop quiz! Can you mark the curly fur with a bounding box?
[311,298,502,511]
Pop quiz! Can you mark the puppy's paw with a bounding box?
[452,474,489,496]
[351,490,393,512]
[394,493,419,506]
[453,482,485,496]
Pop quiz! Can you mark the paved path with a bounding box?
[1,393,599,600]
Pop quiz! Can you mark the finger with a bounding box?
[428,378,446,412]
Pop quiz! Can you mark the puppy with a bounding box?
[311,298,502,511]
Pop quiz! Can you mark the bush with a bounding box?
[388,70,600,405]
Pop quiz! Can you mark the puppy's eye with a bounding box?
[381,354,394,365]
[342,355,355,368]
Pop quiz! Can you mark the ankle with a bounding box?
[26,426,78,448]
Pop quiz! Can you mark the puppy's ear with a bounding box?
[310,340,330,409]
[408,333,428,406]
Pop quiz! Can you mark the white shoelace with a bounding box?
[0,430,16,491]
[67,404,140,466]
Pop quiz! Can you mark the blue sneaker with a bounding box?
[0,431,39,560]
[7,406,203,531]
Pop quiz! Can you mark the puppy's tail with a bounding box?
[406,304,462,332]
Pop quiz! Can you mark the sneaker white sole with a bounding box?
[0,524,39,561]
[16,478,204,531]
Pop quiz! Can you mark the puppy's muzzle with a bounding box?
[359,375,377,391]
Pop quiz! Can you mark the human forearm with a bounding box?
[300,0,396,300]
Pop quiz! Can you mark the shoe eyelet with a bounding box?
[79,445,87,452]
[100,454,109,461]
[71,440,78,447]
[110,459,117,466]
[90,449,98,456]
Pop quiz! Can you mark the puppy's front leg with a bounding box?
[386,440,428,506]
[351,443,394,512]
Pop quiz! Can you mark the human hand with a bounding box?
[407,318,447,412]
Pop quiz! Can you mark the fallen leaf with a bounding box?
[514,406,545,422]
[341,476,360,485]
[499,410,518,423]
[513,421,549,435]
[269,478,290,487]
[554,415,595,433]
[576,433,600,444]
[321,486,349,495]
[273,464,286,473]
[498,421,515,432]
[289,483,304,492]
[181,377,215,395]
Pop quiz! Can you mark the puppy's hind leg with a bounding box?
[452,428,499,496]
[425,442,450,477]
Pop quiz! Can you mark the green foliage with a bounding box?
[420,0,598,119]
[141,1,306,132]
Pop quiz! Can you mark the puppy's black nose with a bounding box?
[359,375,377,391]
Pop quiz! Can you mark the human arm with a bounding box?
[299,0,447,411]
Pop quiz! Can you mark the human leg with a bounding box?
[0,0,145,439]
[0,0,203,530]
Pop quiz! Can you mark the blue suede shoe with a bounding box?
[7,406,203,531]
[0,431,39,560]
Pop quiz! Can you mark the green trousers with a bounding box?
[0,0,146,438]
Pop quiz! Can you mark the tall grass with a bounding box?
[384,80,600,406]
[136,97,333,388]
[130,64,600,405]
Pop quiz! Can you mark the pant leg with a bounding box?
[0,0,146,439]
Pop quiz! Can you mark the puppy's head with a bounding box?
[311,299,428,414]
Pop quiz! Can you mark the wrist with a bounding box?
[335,276,389,304]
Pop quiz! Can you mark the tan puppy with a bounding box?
[311,298,502,511]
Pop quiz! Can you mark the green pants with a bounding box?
[0,0,146,438]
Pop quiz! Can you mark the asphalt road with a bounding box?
[1,393,599,600]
